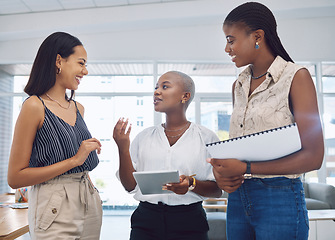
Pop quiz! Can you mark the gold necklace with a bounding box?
[163,122,190,138]
[45,93,71,110]
[165,131,187,138]
[162,121,190,132]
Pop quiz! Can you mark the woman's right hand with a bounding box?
[207,158,245,193]
[113,118,131,152]
[74,138,102,166]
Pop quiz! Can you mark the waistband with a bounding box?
[39,171,94,212]
[248,174,302,179]
[41,171,90,184]
[139,201,203,212]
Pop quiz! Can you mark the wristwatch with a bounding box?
[188,176,196,191]
[243,160,252,179]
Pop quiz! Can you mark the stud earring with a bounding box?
[255,42,259,49]
[181,100,186,104]
[57,68,62,74]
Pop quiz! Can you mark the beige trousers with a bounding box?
[28,171,103,240]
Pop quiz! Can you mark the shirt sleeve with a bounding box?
[196,125,220,181]
[201,126,220,157]
[129,134,140,171]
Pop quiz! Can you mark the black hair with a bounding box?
[224,2,293,62]
[24,32,83,100]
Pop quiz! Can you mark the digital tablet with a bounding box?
[133,170,180,195]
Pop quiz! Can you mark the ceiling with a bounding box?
[0,0,191,15]
[0,0,334,76]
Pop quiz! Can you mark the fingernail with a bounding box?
[166,183,172,186]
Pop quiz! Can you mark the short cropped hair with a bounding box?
[168,71,195,107]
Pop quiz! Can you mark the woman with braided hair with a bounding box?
[207,2,324,240]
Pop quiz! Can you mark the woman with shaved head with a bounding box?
[113,71,222,240]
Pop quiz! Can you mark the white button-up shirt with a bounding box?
[128,122,219,205]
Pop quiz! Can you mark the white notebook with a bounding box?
[206,123,301,162]
[133,170,180,195]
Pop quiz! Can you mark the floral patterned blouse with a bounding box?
[229,56,304,179]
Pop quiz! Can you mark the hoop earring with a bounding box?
[255,42,260,49]
[57,68,61,74]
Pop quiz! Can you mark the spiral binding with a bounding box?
[206,123,297,147]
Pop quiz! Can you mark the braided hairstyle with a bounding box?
[224,2,293,62]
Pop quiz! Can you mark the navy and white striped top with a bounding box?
[29,96,99,174]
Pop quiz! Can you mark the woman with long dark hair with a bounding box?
[8,32,102,239]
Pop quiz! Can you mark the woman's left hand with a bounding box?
[207,158,246,177]
[162,175,190,195]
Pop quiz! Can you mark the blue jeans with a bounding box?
[227,177,309,240]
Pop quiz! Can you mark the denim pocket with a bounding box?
[254,177,295,189]
[37,189,65,230]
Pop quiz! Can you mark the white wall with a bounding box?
[0,0,334,64]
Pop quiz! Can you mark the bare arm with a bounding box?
[113,118,137,192]
[191,179,223,198]
[250,68,324,174]
[8,97,101,189]
[208,68,324,180]
[165,175,222,198]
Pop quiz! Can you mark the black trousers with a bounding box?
[130,201,209,240]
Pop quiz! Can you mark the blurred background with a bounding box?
[0,0,334,208]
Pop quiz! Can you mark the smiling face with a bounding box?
[223,23,256,68]
[56,45,88,90]
[153,72,187,113]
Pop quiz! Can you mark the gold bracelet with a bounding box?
[188,176,196,191]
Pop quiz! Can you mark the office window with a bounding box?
[324,96,335,184]
[137,120,144,127]
[78,75,153,93]
[1,61,335,201]
[0,71,14,193]
[322,63,335,185]
[75,85,154,205]
[200,101,232,141]
[137,98,144,106]
[322,64,335,93]
[137,78,144,84]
